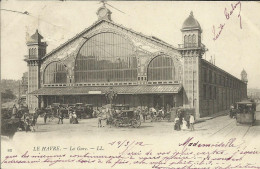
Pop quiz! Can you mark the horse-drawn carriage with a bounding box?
[74,103,93,119]
[83,104,94,118]
[97,104,141,128]
[235,100,256,126]
[113,110,141,128]
[45,103,60,118]
[17,105,29,118]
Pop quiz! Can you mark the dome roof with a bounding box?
[241,69,247,75]
[27,29,43,43]
[182,11,201,31]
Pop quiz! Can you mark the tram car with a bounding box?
[235,100,256,126]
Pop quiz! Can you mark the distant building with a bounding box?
[25,5,247,118]
[248,88,260,101]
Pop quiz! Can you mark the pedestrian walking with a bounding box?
[43,112,48,124]
[72,112,78,124]
[34,108,39,123]
[12,104,17,118]
[25,116,31,132]
[142,111,146,122]
[31,116,37,132]
[69,111,73,124]
[174,116,181,131]
[58,110,64,124]
[189,114,195,131]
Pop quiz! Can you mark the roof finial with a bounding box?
[101,0,106,7]
[190,11,193,17]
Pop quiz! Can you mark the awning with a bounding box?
[30,85,182,96]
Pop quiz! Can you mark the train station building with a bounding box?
[25,5,247,118]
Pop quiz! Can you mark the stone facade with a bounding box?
[25,7,247,118]
[199,60,247,117]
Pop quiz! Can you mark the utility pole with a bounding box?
[18,81,21,105]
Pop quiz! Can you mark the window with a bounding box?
[214,73,217,84]
[192,34,196,46]
[188,35,192,44]
[209,85,212,99]
[209,70,212,83]
[74,33,137,83]
[147,55,175,81]
[203,68,207,83]
[184,35,188,47]
[44,62,67,84]
[214,86,217,99]
[203,85,207,100]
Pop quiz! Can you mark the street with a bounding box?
[7,104,259,141]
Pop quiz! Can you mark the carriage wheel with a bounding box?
[131,120,141,128]
[114,120,120,128]
[157,117,162,122]
[135,120,141,128]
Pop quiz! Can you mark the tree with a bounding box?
[1,89,16,100]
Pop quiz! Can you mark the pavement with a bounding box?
[196,109,229,122]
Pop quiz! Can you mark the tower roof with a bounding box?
[241,69,247,74]
[27,29,43,43]
[181,11,201,31]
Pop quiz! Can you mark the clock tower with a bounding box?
[96,3,112,21]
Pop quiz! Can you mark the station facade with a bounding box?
[25,5,247,118]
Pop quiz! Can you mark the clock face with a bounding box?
[98,8,107,18]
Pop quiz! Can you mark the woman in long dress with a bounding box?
[181,118,188,130]
[72,112,78,124]
[69,111,73,124]
[174,117,180,131]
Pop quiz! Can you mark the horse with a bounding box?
[97,109,107,127]
[97,108,113,128]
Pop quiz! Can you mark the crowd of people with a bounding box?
[43,108,79,125]
[9,103,197,132]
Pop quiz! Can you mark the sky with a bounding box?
[1,1,260,88]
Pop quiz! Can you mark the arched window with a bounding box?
[44,62,67,84]
[184,35,188,47]
[188,35,192,47]
[75,32,137,83]
[32,48,36,55]
[192,34,196,46]
[147,55,175,81]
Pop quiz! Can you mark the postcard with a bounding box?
[1,1,260,169]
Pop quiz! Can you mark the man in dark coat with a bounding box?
[58,109,64,124]
[43,112,48,124]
